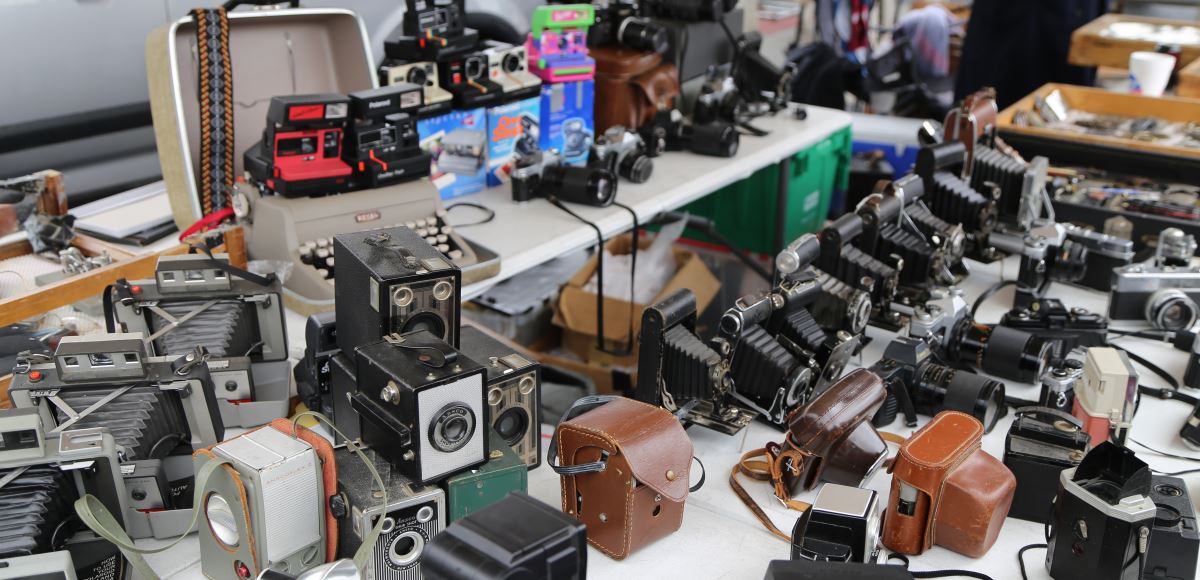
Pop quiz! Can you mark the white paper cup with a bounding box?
[1129,51,1176,97]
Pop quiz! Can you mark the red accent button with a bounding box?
[28,371,42,382]
[131,285,142,294]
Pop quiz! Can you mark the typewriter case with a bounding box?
[146,7,497,314]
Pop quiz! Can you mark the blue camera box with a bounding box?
[418,107,488,199]
[539,80,594,167]
[485,96,541,187]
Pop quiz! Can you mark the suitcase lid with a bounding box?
[148,8,376,225]
[592,46,663,77]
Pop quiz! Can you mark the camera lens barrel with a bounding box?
[955,323,1049,384]
[618,17,670,54]
[913,362,1005,432]
[543,165,618,207]
[685,122,740,158]
[1146,288,1199,331]
[619,152,654,183]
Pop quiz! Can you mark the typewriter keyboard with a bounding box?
[296,213,466,286]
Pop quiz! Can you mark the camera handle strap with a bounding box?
[728,447,811,542]
[546,395,620,475]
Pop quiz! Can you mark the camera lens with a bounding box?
[542,165,618,207]
[687,123,740,157]
[407,66,428,86]
[429,403,476,452]
[502,52,522,73]
[400,311,448,342]
[494,407,530,446]
[913,362,1005,432]
[618,18,670,54]
[465,57,484,79]
[958,323,1051,383]
[388,531,425,567]
[205,493,240,548]
[1146,288,1198,331]
[618,152,654,183]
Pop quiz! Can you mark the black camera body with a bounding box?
[790,483,882,563]
[385,0,480,63]
[344,85,432,188]
[457,325,542,469]
[1047,442,1157,580]
[295,311,339,418]
[639,109,740,158]
[914,141,997,258]
[333,226,462,354]
[590,126,654,184]
[590,1,670,53]
[511,149,618,207]
[817,212,901,326]
[1003,407,1090,524]
[1001,298,1108,361]
[438,53,504,109]
[1108,230,1200,331]
[423,492,587,580]
[1143,475,1199,580]
[351,331,488,484]
[869,336,1006,433]
[810,268,872,337]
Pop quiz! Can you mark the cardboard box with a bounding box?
[554,233,721,366]
[418,107,489,199]
[534,350,637,396]
[539,80,595,166]
[485,96,541,187]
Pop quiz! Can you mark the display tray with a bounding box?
[1068,13,1200,69]
[1181,56,1200,99]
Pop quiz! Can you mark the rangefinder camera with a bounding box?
[1108,227,1200,332]
[590,126,655,184]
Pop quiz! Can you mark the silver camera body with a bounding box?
[335,446,445,580]
[1109,230,1200,331]
[383,61,453,108]
[482,41,542,95]
[438,129,487,175]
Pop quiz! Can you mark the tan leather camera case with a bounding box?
[882,411,1016,558]
[592,46,680,133]
[555,397,693,559]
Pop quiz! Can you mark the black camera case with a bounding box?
[1003,407,1090,524]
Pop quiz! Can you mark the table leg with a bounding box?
[774,155,792,256]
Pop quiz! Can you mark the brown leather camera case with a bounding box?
[882,411,1016,558]
[782,369,889,494]
[593,46,680,133]
[556,397,693,559]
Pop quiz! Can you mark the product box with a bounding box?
[443,428,528,521]
[418,107,489,199]
[485,96,541,187]
[539,79,595,167]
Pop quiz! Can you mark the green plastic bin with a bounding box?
[681,125,851,255]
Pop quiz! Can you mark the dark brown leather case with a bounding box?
[882,411,1016,558]
[781,369,889,493]
[556,397,693,559]
[593,46,680,133]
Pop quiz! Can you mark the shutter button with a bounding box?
[28,371,42,382]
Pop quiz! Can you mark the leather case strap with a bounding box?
[548,395,621,475]
[729,447,811,542]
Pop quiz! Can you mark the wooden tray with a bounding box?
[997,83,1200,160]
[1181,56,1200,99]
[1069,13,1200,69]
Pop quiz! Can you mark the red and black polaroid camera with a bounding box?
[245,94,354,197]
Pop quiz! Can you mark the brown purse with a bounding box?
[730,369,900,540]
[593,46,680,133]
[882,410,1016,558]
[550,395,703,559]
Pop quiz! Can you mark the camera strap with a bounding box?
[547,395,620,475]
[191,7,235,217]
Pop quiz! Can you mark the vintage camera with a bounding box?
[244,94,354,198]
[992,222,1133,306]
[1003,407,1090,524]
[1000,298,1108,361]
[437,128,487,176]
[855,176,965,291]
[1109,228,1200,331]
[384,0,480,63]
[914,142,997,259]
[635,287,757,434]
[350,331,488,484]
[816,212,901,324]
[438,53,503,109]
[1046,442,1157,580]
[729,32,795,118]
[344,85,432,188]
[334,445,445,578]
[527,4,596,82]
[333,226,461,353]
[458,325,542,469]
[122,458,171,517]
[869,336,1006,433]
[295,311,339,418]
[590,126,654,184]
[1143,475,1199,580]
[444,427,528,521]
[639,109,739,158]
[590,0,670,53]
[107,253,289,426]
[968,145,1049,232]
[481,41,542,102]
[381,61,454,118]
[423,492,588,580]
[907,288,1051,384]
[197,426,326,579]
[511,149,618,207]
[8,333,225,459]
[765,560,915,579]
[1073,347,1137,445]
[1040,358,1085,414]
[643,0,739,21]
[791,484,882,564]
[808,268,872,337]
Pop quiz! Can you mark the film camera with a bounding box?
[384,0,480,63]
[244,93,353,197]
[635,287,757,434]
[1039,358,1085,415]
[438,53,503,109]
[482,41,543,102]
[906,288,1052,384]
[437,129,487,176]
[1109,227,1200,331]
[1046,442,1157,580]
[588,0,670,53]
[694,32,793,125]
[639,109,740,158]
[107,253,290,427]
[527,4,597,83]
[791,484,882,564]
[855,176,967,292]
[382,61,454,118]
[1000,298,1108,361]
[350,331,488,484]
[333,226,461,353]
[1003,407,1090,524]
[458,325,542,469]
[334,446,445,578]
[589,125,655,184]
[1143,475,1199,580]
[444,427,528,521]
[914,141,998,258]
[511,148,618,207]
[1073,347,1138,446]
[816,211,901,326]
[295,311,338,418]
[8,333,225,459]
[869,336,1006,433]
[424,492,588,580]
[343,85,432,189]
[808,267,873,337]
[989,222,1131,307]
[0,409,131,579]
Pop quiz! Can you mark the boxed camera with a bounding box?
[485,96,541,187]
[419,108,489,199]
[554,233,721,367]
[539,79,596,167]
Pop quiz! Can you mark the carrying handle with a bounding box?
[546,395,620,475]
[1013,406,1085,431]
[222,0,299,10]
[189,242,277,287]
